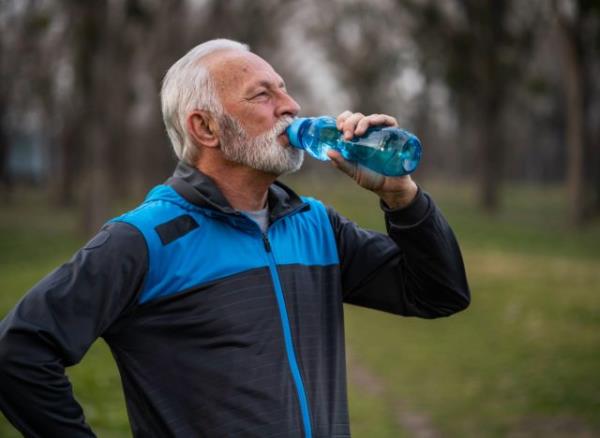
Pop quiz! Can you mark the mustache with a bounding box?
[219,113,293,140]
[270,116,294,137]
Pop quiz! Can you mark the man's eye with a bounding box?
[253,92,268,99]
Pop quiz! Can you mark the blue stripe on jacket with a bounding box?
[111,185,339,304]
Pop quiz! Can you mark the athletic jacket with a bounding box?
[0,162,470,437]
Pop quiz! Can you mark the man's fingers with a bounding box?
[336,111,353,130]
[336,112,399,139]
[340,112,365,140]
[376,114,398,127]
[355,114,398,135]
[327,150,357,178]
[355,117,374,136]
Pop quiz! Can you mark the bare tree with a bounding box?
[65,0,112,233]
[0,48,10,202]
[553,0,600,225]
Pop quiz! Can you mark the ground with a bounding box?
[1,171,599,437]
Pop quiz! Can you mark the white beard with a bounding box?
[219,114,304,176]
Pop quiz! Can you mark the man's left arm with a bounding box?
[327,111,470,318]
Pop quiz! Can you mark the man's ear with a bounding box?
[187,110,220,148]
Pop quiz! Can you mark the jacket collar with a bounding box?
[165,161,308,222]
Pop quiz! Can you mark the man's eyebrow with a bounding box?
[247,80,287,92]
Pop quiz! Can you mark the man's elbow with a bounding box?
[0,336,20,378]
[437,285,471,317]
[0,325,40,381]
[419,285,470,319]
[451,289,471,313]
[0,339,16,385]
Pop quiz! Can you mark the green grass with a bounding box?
[344,251,600,437]
[1,173,600,437]
[0,193,131,437]
[288,170,600,437]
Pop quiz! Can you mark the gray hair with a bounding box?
[160,39,250,164]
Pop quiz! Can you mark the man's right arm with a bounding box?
[0,221,147,437]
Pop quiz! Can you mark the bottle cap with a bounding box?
[286,118,310,149]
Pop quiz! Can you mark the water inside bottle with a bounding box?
[304,123,339,160]
[296,117,421,176]
[337,128,421,176]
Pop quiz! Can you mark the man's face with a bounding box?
[207,51,303,175]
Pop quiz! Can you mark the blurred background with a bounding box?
[1,0,599,437]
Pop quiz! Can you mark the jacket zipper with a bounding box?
[262,232,313,438]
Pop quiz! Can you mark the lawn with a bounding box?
[1,170,599,437]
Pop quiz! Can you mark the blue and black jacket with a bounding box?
[0,162,470,437]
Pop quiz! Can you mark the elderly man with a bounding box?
[0,39,469,437]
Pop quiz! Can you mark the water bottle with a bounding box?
[286,116,422,176]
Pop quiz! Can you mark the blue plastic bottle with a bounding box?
[286,116,422,176]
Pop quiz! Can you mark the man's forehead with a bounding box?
[205,50,283,92]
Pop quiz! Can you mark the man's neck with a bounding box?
[196,161,274,211]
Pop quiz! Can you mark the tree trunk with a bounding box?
[555,5,588,226]
[592,122,600,215]
[51,122,80,206]
[474,0,507,214]
[67,0,112,234]
[478,98,502,213]
[0,95,11,203]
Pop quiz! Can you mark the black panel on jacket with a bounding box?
[155,214,199,245]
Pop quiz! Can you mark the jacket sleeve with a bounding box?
[327,187,470,318]
[0,221,147,437]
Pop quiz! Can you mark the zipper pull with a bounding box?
[262,234,271,252]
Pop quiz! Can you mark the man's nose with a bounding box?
[276,92,301,118]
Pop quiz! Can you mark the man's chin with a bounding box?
[258,153,304,177]
[279,152,304,176]
[220,132,303,176]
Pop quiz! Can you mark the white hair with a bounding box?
[160,39,250,164]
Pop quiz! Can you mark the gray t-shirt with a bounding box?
[242,207,269,233]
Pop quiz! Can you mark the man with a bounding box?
[0,39,470,437]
